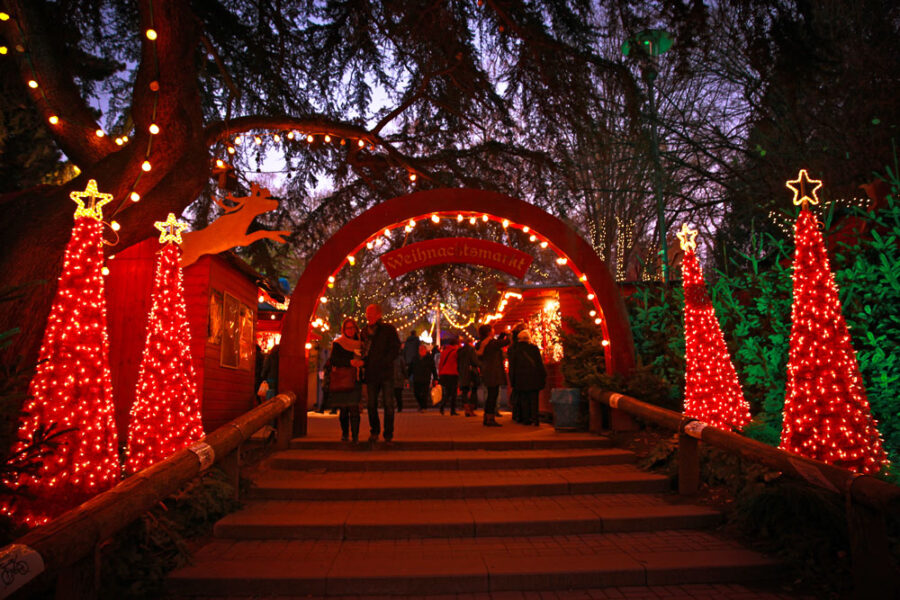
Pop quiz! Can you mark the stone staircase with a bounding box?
[167,416,781,596]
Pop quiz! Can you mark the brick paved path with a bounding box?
[168,412,810,599]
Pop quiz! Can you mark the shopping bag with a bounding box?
[430,384,442,406]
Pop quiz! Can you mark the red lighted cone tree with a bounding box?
[2,180,120,526]
[780,170,887,474]
[678,224,751,431]
[126,214,205,473]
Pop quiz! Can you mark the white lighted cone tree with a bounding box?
[679,224,751,431]
[125,213,205,473]
[2,180,120,526]
[780,170,887,474]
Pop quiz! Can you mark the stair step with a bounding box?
[289,436,612,451]
[249,464,670,500]
[167,530,780,596]
[214,495,721,540]
[269,448,634,471]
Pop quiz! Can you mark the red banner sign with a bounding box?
[380,237,533,279]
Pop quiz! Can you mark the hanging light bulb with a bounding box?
[273,134,280,143]
[529,235,537,242]
[234,135,242,145]
[482,214,489,222]
[149,123,160,135]
[110,221,121,231]
[540,241,549,248]
[28,80,38,89]
[48,115,59,125]
[357,139,365,148]
[324,134,331,143]
[522,226,530,233]
[384,228,391,236]
[431,214,440,223]
[307,134,314,143]
[130,192,140,202]
[141,160,152,172]
[145,29,158,40]
[215,159,225,168]
[287,131,295,140]
[457,214,463,222]
[408,219,416,227]
[95,129,105,137]
[469,216,477,225]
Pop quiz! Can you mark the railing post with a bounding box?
[678,419,702,495]
[276,402,294,450]
[845,478,900,600]
[220,444,241,502]
[54,540,105,600]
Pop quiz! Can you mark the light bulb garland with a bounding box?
[126,214,205,473]
[308,212,609,351]
[2,180,120,526]
[680,223,751,431]
[779,170,887,474]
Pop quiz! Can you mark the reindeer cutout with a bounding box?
[180,183,291,268]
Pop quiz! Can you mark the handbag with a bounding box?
[430,384,442,406]
[330,366,357,392]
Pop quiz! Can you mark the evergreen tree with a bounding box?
[780,171,887,474]
[2,180,120,526]
[679,224,750,431]
[126,214,204,473]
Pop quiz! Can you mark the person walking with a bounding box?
[438,338,460,415]
[457,336,479,417]
[402,329,421,390]
[363,303,401,444]
[392,354,406,412]
[476,324,509,427]
[508,329,547,426]
[508,321,526,422]
[410,344,438,411]
[326,318,364,443]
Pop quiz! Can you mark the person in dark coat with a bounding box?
[392,354,406,412]
[508,329,547,426]
[409,344,438,411]
[363,303,401,443]
[476,324,509,427]
[508,321,526,422]
[457,336,479,417]
[327,318,364,442]
[437,338,460,415]
[402,330,421,366]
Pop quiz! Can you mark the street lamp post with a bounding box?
[623,29,674,283]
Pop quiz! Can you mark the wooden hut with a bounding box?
[106,238,260,436]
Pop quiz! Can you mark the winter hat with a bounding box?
[517,329,532,342]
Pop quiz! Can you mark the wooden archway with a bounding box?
[279,188,635,435]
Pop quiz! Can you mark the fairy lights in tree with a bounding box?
[679,223,750,431]
[526,298,564,362]
[2,180,120,526]
[780,170,887,474]
[125,213,205,474]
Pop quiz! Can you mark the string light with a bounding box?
[141,160,152,172]
[2,180,119,526]
[145,28,157,40]
[27,79,38,88]
[149,123,160,135]
[126,218,204,474]
[680,222,750,432]
[779,171,887,473]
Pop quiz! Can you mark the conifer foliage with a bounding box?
[2,180,120,526]
[126,214,204,474]
[679,224,751,431]
[780,171,887,474]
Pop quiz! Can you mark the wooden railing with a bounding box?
[0,392,295,600]
[589,387,900,599]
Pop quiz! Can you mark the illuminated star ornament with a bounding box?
[786,169,823,207]
[154,213,188,244]
[70,179,114,220]
[676,223,698,251]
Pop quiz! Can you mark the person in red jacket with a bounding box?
[438,338,460,415]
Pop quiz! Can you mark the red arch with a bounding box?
[279,188,635,435]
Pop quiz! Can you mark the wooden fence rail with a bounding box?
[589,387,900,599]
[1,392,295,600]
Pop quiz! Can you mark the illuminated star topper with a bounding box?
[676,223,698,252]
[786,169,823,207]
[154,213,188,245]
[70,179,113,220]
